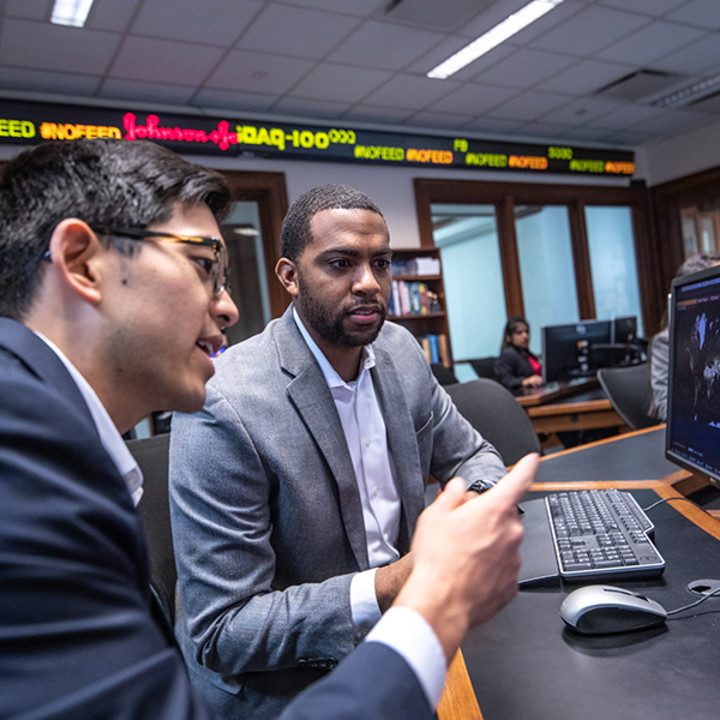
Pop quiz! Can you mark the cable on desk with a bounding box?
[641,496,704,513]
[666,585,720,617]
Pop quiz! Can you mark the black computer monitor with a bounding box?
[666,264,720,485]
[611,316,637,344]
[541,319,613,383]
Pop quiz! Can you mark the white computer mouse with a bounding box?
[559,584,667,635]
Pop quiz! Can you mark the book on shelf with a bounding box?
[416,333,450,367]
[391,256,441,276]
[389,280,440,316]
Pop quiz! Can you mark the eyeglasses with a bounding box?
[93,226,230,297]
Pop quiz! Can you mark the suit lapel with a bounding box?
[371,347,425,554]
[276,310,370,570]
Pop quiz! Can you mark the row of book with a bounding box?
[417,334,450,367]
[391,256,441,276]
[388,280,442,317]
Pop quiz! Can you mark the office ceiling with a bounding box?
[1,0,719,149]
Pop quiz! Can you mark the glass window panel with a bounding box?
[585,205,643,335]
[221,201,271,346]
[515,205,578,356]
[431,204,505,360]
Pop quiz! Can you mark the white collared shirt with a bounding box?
[292,308,446,709]
[33,332,144,506]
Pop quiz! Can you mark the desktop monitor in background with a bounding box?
[541,319,612,383]
[666,264,720,488]
[611,316,637,344]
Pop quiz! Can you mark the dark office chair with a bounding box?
[467,356,497,380]
[597,363,659,431]
[431,363,459,386]
[126,432,176,641]
[446,378,541,466]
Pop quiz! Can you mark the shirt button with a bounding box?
[364,438,371,447]
[371,487,379,498]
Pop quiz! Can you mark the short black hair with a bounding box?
[280,184,386,262]
[0,138,230,320]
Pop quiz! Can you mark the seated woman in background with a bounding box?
[494,317,544,391]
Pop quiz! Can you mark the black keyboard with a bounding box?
[546,489,665,582]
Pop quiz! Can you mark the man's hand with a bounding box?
[392,453,538,663]
[375,553,413,613]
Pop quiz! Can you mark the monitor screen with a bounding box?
[611,316,637,344]
[666,265,720,485]
[541,320,613,383]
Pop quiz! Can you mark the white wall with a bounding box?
[637,116,720,187]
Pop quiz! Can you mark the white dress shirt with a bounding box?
[293,308,446,708]
[33,332,144,506]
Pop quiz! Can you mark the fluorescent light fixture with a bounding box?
[427,0,565,80]
[51,0,95,28]
[653,74,720,108]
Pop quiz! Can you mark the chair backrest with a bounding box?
[126,433,176,635]
[596,363,658,431]
[446,378,541,466]
[468,356,497,380]
[431,363,459,386]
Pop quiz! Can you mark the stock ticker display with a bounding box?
[0,99,634,177]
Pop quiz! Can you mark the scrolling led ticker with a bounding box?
[0,99,634,177]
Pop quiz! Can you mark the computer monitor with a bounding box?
[611,316,637,344]
[541,319,613,383]
[666,264,720,486]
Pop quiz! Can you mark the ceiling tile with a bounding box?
[0,19,119,74]
[426,83,518,115]
[327,20,446,71]
[597,0,688,16]
[461,116,527,137]
[99,78,196,105]
[537,58,636,95]
[89,0,141,31]
[341,105,416,125]
[0,66,100,95]
[5,0,52,21]
[529,5,651,56]
[131,0,264,45]
[272,96,350,119]
[110,36,225,85]
[362,74,460,110]
[653,32,720,75]
[282,0,384,17]
[192,88,277,113]
[667,0,720,30]
[539,95,625,125]
[238,4,360,59]
[404,110,476,130]
[290,63,391,103]
[205,49,315,94]
[486,90,572,122]
[595,20,707,66]
[476,48,577,89]
[405,37,515,80]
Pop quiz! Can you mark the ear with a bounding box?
[275,257,300,298]
[46,219,105,305]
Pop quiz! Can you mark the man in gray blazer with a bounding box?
[170,184,516,719]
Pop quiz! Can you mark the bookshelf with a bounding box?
[388,247,453,367]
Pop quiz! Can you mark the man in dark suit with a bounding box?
[0,139,535,720]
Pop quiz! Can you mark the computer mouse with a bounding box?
[559,584,667,635]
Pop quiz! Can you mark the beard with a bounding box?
[296,272,386,347]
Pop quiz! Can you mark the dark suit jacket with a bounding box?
[0,318,433,720]
[494,345,540,389]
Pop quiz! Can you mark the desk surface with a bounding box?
[462,431,720,720]
[534,426,677,483]
[464,482,720,720]
[514,377,600,407]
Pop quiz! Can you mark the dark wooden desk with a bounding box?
[514,379,631,438]
[461,433,720,720]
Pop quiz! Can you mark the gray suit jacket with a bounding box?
[169,307,506,719]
